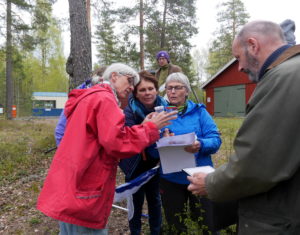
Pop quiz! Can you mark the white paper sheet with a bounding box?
[156,132,196,148]
[182,166,215,176]
[157,132,196,174]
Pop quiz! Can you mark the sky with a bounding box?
[53,0,300,60]
[194,0,300,49]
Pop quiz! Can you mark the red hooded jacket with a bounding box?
[37,84,159,229]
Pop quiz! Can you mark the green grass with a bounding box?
[213,117,243,167]
[0,119,56,185]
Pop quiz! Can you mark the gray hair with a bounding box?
[102,63,139,85]
[91,66,107,85]
[237,20,285,46]
[165,72,191,93]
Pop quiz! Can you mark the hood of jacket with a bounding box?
[64,83,114,118]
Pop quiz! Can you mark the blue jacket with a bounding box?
[55,80,93,146]
[119,95,167,180]
[160,100,221,184]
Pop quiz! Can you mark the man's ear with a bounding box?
[247,37,259,55]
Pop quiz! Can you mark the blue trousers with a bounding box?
[59,221,108,235]
[129,173,162,235]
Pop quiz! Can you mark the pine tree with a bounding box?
[206,0,249,77]
[94,0,119,66]
[145,0,198,82]
[5,0,32,119]
[67,0,92,89]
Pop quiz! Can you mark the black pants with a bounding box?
[128,174,162,235]
[159,178,217,235]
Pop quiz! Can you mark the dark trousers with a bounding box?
[129,174,162,235]
[160,178,217,235]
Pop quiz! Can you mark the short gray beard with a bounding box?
[245,49,260,82]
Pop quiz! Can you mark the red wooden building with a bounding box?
[201,59,256,117]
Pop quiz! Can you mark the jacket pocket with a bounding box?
[239,210,291,235]
[75,190,102,199]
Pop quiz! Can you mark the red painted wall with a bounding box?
[245,83,257,103]
[205,88,214,115]
[203,60,256,116]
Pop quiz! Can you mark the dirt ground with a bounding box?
[0,118,150,235]
[0,156,143,235]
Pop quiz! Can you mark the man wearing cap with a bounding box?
[155,50,182,89]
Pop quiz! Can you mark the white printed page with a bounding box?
[182,166,215,176]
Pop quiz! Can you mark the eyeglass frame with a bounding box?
[118,73,135,86]
[165,85,186,91]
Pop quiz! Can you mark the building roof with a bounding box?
[201,58,236,89]
[32,92,68,97]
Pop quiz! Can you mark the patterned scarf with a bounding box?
[129,95,168,119]
[171,101,188,115]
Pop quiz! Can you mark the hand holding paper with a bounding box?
[187,172,208,196]
[184,140,201,153]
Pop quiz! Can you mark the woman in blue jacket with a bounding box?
[160,72,221,234]
[120,70,167,235]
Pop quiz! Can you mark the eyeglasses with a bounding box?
[126,76,134,86]
[165,85,186,91]
[119,73,135,86]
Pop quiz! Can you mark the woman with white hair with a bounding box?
[37,63,177,235]
[159,72,222,234]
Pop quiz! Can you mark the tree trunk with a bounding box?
[67,0,92,90]
[6,0,13,119]
[86,0,91,34]
[139,0,144,70]
[160,0,167,49]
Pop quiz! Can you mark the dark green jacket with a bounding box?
[155,63,182,87]
[206,45,300,234]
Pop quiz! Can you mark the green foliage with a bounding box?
[206,0,249,77]
[0,0,67,117]
[145,0,198,82]
[161,201,237,235]
[8,0,34,50]
[0,48,6,107]
[189,86,205,104]
[93,0,198,83]
[29,216,42,226]
[94,0,120,66]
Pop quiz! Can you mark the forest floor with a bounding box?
[0,163,137,235]
[0,117,241,235]
[0,118,143,235]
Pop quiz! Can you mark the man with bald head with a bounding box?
[187,20,300,234]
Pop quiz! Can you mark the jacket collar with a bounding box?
[258,44,291,81]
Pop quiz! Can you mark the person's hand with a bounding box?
[184,140,200,153]
[143,111,177,130]
[162,128,175,137]
[187,172,208,196]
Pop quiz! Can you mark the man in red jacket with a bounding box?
[37,63,177,235]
